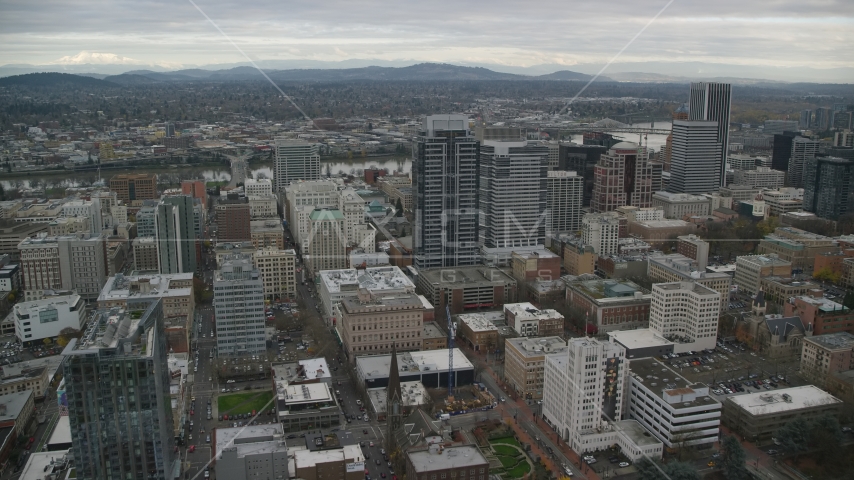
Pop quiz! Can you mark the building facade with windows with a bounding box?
[504,336,568,400]
[214,255,266,355]
[648,282,721,353]
[62,299,177,480]
[10,294,85,346]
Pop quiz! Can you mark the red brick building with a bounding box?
[785,292,854,336]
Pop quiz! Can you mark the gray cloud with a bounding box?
[1,0,852,74]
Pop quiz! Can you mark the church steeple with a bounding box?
[387,343,403,444]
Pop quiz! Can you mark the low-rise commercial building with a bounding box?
[9,294,85,346]
[628,358,721,448]
[651,192,710,219]
[721,385,842,444]
[250,218,286,249]
[784,294,854,336]
[215,424,289,480]
[608,329,674,359]
[339,290,424,361]
[562,239,597,276]
[504,303,564,337]
[405,445,489,480]
[272,362,339,432]
[456,312,499,352]
[293,439,364,480]
[800,332,854,388]
[318,266,416,321]
[762,188,805,216]
[733,254,792,296]
[416,266,517,315]
[565,278,651,333]
[0,364,50,398]
[0,390,35,437]
[759,276,819,304]
[0,220,48,262]
[757,227,840,274]
[504,336,568,400]
[421,322,447,351]
[733,167,786,189]
[355,349,474,390]
[627,219,696,250]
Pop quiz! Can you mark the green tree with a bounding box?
[634,458,667,480]
[813,266,841,284]
[810,414,843,465]
[843,291,854,310]
[720,435,750,480]
[777,417,811,460]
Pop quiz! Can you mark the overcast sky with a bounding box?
[2,0,852,76]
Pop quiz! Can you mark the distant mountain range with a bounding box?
[1,61,852,88]
[0,64,617,86]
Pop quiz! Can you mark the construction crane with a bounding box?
[447,305,455,398]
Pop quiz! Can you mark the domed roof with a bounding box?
[611,141,639,150]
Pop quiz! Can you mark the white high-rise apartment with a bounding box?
[547,171,583,233]
[786,137,820,188]
[649,281,721,353]
[689,82,731,187]
[668,120,722,194]
[244,178,274,196]
[581,212,620,255]
[542,337,627,453]
[274,139,321,192]
[214,254,266,355]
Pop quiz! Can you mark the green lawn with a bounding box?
[495,455,518,468]
[217,390,275,415]
[507,462,531,478]
[493,444,520,456]
[490,436,522,448]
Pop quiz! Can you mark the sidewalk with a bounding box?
[466,344,598,480]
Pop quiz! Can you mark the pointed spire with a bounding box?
[388,342,402,405]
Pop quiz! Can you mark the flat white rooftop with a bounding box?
[457,313,498,332]
[19,449,71,480]
[608,328,674,350]
[98,273,194,301]
[407,445,487,472]
[727,385,841,416]
[216,424,287,458]
[504,302,563,321]
[319,266,415,294]
[357,348,473,380]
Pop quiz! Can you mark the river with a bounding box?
[2,124,669,191]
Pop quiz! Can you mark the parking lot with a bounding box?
[662,341,803,404]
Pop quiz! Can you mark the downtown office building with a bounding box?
[689,82,732,187]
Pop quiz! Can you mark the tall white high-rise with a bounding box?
[648,281,721,353]
[689,82,731,187]
[547,171,583,233]
[274,139,321,192]
[581,212,620,255]
[668,120,722,194]
[214,254,266,355]
[542,337,626,453]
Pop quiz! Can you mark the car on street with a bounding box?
[189,445,195,453]
[618,462,630,468]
